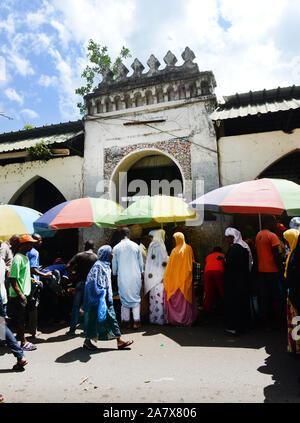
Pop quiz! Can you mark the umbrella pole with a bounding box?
[258,213,262,231]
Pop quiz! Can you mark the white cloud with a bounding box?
[2,46,34,77]
[21,108,39,119]
[50,0,136,53]
[48,47,82,120]
[5,88,23,105]
[0,57,6,81]
[38,74,58,88]
[135,0,300,99]
[0,13,16,36]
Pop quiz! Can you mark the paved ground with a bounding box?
[1,318,300,403]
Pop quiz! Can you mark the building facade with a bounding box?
[82,47,222,259]
[2,50,299,264]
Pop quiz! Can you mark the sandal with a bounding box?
[118,340,134,350]
[83,341,98,351]
[12,360,28,371]
[22,342,37,351]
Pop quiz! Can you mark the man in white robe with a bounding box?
[112,228,144,329]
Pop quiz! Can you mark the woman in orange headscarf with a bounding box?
[163,232,198,326]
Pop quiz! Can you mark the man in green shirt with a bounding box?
[9,235,38,351]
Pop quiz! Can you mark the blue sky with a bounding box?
[0,0,300,133]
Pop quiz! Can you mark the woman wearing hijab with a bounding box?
[289,217,300,232]
[283,229,300,354]
[224,228,253,336]
[144,230,169,325]
[163,232,198,326]
[81,245,133,351]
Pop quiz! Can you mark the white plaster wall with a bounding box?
[83,97,219,198]
[218,128,300,186]
[0,156,84,204]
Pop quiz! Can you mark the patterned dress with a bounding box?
[149,282,167,325]
[144,230,169,325]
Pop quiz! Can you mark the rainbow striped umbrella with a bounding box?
[34,197,124,230]
[115,195,197,226]
[190,178,300,216]
[0,204,54,241]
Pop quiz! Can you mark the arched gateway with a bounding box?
[9,176,78,264]
[110,149,184,207]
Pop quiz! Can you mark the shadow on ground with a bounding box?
[55,346,118,364]
[257,332,300,403]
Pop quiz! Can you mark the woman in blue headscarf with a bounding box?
[81,245,133,351]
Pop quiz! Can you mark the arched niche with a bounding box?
[110,149,185,208]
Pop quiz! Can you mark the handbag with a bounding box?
[98,290,107,322]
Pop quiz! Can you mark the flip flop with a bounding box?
[22,342,37,351]
[118,340,134,350]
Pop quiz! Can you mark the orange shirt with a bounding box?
[255,229,280,273]
[204,252,225,273]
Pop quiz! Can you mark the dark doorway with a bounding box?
[258,150,300,184]
[12,177,78,266]
[123,154,183,202]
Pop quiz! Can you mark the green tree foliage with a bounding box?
[24,124,35,130]
[75,40,131,115]
[27,140,53,163]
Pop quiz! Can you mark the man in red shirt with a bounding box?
[255,215,284,330]
[203,247,225,312]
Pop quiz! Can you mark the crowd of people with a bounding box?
[1,214,300,375]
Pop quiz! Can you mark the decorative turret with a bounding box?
[84,47,216,115]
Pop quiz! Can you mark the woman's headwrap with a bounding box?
[225,227,253,271]
[283,229,300,278]
[83,245,112,311]
[289,217,300,232]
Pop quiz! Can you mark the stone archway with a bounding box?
[257,149,300,184]
[110,149,185,207]
[10,176,78,264]
[10,176,66,213]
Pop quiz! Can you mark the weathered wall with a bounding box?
[218,128,300,186]
[82,97,220,261]
[0,156,84,204]
[83,98,219,198]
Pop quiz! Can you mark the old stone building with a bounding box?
[211,85,300,233]
[0,120,84,260]
[5,50,300,264]
[82,47,221,259]
[0,47,222,263]
[211,85,300,186]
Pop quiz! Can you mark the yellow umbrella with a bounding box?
[115,195,197,226]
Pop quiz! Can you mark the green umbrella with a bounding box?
[115,195,197,227]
